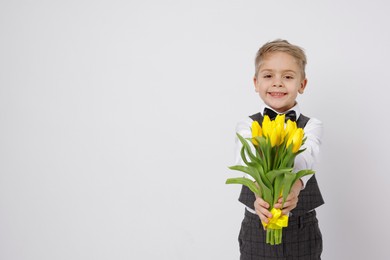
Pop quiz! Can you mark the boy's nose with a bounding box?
[272,78,283,87]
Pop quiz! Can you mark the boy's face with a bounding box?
[254,51,307,113]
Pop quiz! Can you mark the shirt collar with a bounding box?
[259,103,301,119]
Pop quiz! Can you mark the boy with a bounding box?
[234,39,324,259]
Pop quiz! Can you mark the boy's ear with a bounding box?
[298,78,307,94]
[253,76,259,92]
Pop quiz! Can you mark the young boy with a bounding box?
[234,39,324,259]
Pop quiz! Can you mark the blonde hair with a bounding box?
[254,39,307,78]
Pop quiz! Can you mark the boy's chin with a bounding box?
[266,103,295,113]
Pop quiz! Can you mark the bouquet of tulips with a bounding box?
[226,114,314,245]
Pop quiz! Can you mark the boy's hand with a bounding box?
[254,181,272,225]
[254,194,272,225]
[254,179,303,223]
[274,179,303,215]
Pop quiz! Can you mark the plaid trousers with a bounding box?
[239,209,323,260]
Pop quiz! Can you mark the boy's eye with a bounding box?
[263,74,272,78]
[284,75,294,79]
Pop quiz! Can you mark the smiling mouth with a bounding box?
[268,92,286,97]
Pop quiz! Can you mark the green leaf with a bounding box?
[280,149,295,168]
[294,147,307,156]
[229,165,252,175]
[273,175,284,206]
[249,167,263,188]
[281,172,296,205]
[273,146,284,169]
[228,165,261,187]
[237,134,261,165]
[294,169,315,181]
[240,145,249,165]
[257,165,272,190]
[266,168,292,183]
[278,170,315,206]
[258,137,271,172]
[254,147,265,168]
[253,137,265,159]
[240,146,256,167]
[256,178,272,205]
[226,177,260,195]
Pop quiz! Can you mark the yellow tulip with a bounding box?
[262,115,272,138]
[275,114,285,129]
[270,123,285,147]
[286,130,295,150]
[251,121,262,145]
[286,128,304,153]
[285,120,297,140]
[273,114,285,145]
[276,123,285,145]
[292,129,304,153]
[270,128,278,147]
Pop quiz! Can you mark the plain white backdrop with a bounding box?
[1,0,390,259]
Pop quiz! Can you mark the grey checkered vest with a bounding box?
[238,112,324,216]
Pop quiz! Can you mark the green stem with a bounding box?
[265,228,283,245]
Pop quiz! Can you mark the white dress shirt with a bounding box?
[234,103,323,190]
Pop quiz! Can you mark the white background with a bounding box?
[1,0,390,259]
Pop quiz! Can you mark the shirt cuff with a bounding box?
[300,174,313,189]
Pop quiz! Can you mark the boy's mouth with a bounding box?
[268,92,286,98]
